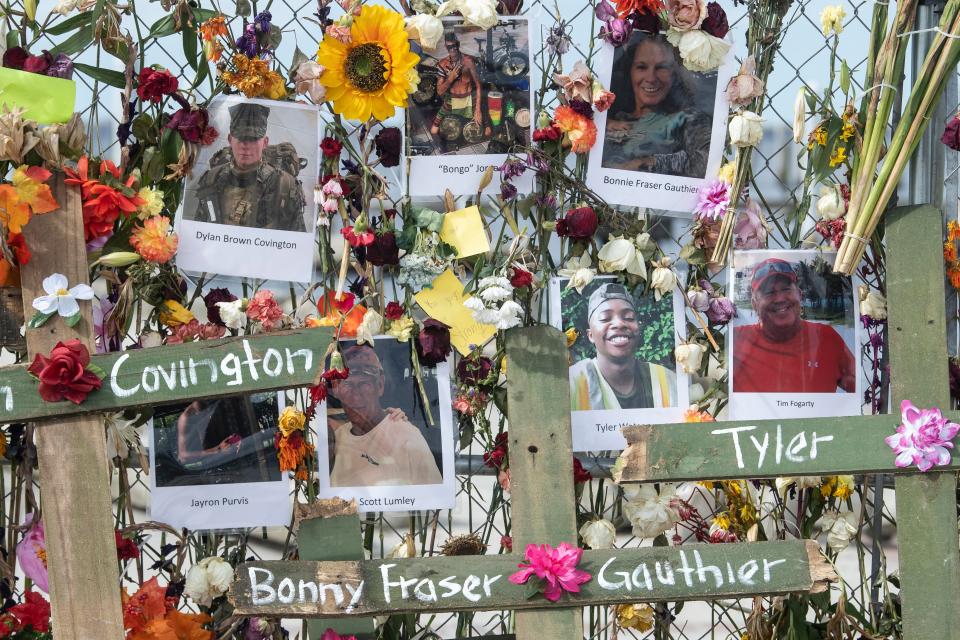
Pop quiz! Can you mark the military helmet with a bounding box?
[229,103,270,141]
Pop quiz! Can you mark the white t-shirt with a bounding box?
[330,413,443,487]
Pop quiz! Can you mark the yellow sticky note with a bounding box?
[0,67,75,124]
[415,269,497,356]
[440,206,489,258]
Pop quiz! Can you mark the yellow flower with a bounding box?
[222,55,286,99]
[136,187,164,219]
[565,327,578,347]
[317,4,420,121]
[820,5,846,36]
[819,476,836,498]
[829,146,848,167]
[949,220,960,242]
[807,126,827,149]
[278,406,306,437]
[717,161,736,184]
[386,316,415,342]
[616,603,654,631]
[839,122,855,142]
[264,71,288,100]
[832,475,854,499]
[159,300,194,327]
[712,512,731,530]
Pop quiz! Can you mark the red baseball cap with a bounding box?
[750,258,797,291]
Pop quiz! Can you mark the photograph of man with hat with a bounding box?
[431,31,483,138]
[732,256,856,393]
[187,102,306,232]
[567,281,677,411]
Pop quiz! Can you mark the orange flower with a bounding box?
[221,55,286,99]
[198,15,227,41]
[682,408,715,423]
[308,292,367,337]
[122,577,170,634]
[949,220,960,242]
[65,156,145,241]
[276,430,314,477]
[945,241,958,263]
[129,610,213,640]
[614,0,664,18]
[553,105,597,154]
[0,165,58,234]
[948,265,960,290]
[131,216,178,263]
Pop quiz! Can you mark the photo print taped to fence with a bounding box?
[550,276,689,452]
[585,31,735,215]
[313,337,456,511]
[406,17,533,197]
[727,249,863,421]
[176,95,320,283]
[148,392,292,531]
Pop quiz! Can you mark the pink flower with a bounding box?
[246,290,284,331]
[733,198,767,249]
[694,180,730,222]
[16,513,48,593]
[508,542,591,602]
[885,399,960,472]
[320,629,356,640]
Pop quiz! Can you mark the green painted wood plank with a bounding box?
[0,328,332,423]
[886,204,960,640]
[506,327,583,640]
[612,413,960,482]
[228,540,834,617]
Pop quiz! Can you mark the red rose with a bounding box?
[509,267,533,289]
[321,137,343,158]
[373,127,402,167]
[701,2,729,38]
[27,339,101,404]
[115,530,140,561]
[556,207,598,240]
[385,301,404,320]
[457,355,493,386]
[533,125,561,142]
[572,456,592,483]
[943,116,960,151]
[365,231,399,266]
[136,67,178,103]
[416,319,452,366]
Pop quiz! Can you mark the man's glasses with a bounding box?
[752,261,795,284]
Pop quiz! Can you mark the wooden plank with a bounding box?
[298,501,375,639]
[886,204,960,639]
[0,327,332,424]
[228,540,835,617]
[506,326,582,640]
[613,413,960,483]
[18,174,124,638]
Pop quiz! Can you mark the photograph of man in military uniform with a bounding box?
[408,18,531,156]
[184,103,307,232]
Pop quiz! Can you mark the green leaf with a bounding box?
[103,37,129,63]
[183,23,198,70]
[160,128,182,167]
[141,146,166,183]
[290,47,309,74]
[73,63,126,89]
[132,114,157,144]
[45,10,93,35]
[27,311,54,330]
[86,363,106,380]
[5,31,17,51]
[147,14,177,39]
[236,0,252,16]
[49,27,95,56]
[840,59,850,96]
[192,7,218,21]
[192,53,210,90]
[269,24,283,49]
[64,313,81,328]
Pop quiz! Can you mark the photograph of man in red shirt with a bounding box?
[732,257,856,393]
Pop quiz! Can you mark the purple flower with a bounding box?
[599,18,633,46]
[46,53,73,79]
[536,193,558,209]
[236,25,258,58]
[942,115,960,151]
[694,180,731,222]
[499,157,526,180]
[595,0,617,21]
[706,297,736,325]
[546,26,571,55]
[253,11,272,34]
[525,153,549,176]
[500,181,518,201]
[885,399,960,472]
[16,513,48,593]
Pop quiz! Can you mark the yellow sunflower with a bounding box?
[317,4,420,121]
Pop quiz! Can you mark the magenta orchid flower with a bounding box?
[508,542,591,602]
[885,399,960,472]
[16,513,48,593]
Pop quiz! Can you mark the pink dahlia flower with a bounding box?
[508,542,591,602]
[694,180,731,222]
[885,399,960,472]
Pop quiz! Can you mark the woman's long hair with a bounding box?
[609,32,695,117]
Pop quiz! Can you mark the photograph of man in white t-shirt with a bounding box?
[328,344,443,487]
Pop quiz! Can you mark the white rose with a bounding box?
[598,235,646,277]
[793,87,806,144]
[622,483,681,539]
[775,475,822,498]
[665,28,730,73]
[687,288,710,312]
[729,111,764,148]
[816,184,846,221]
[436,0,498,29]
[216,299,247,330]
[634,232,657,260]
[355,309,383,346]
[405,14,445,49]
[675,342,706,374]
[579,519,616,550]
[860,290,887,321]
[558,254,596,294]
[818,510,858,552]
[184,557,234,606]
[650,258,677,301]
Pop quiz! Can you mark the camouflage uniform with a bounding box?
[191,103,306,232]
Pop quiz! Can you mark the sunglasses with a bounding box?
[752,261,796,287]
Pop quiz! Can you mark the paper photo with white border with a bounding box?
[728,249,862,421]
[551,275,689,452]
[406,17,533,196]
[314,337,456,511]
[176,95,320,283]
[148,392,292,531]
[586,31,735,214]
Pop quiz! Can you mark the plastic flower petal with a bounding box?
[884,399,960,472]
[16,513,48,593]
[30,273,93,326]
[509,542,591,602]
[11,166,58,214]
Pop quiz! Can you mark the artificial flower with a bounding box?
[16,514,47,593]
[436,0,499,29]
[508,542,592,602]
[64,157,145,241]
[30,273,94,325]
[0,165,59,234]
[136,67,178,103]
[598,235,646,277]
[554,61,593,103]
[859,288,887,321]
[216,298,246,330]
[820,4,846,36]
[246,289,284,331]
[579,519,616,549]
[675,341,706,374]
[158,300,194,327]
[122,576,169,633]
[0,107,38,165]
[817,510,858,552]
[317,5,420,121]
[311,292,367,337]
[885,399,960,472]
[650,257,676,301]
[622,483,682,538]
[665,28,730,73]
[405,14,444,49]
[816,183,846,221]
[184,556,234,606]
[701,1,729,37]
[553,105,597,153]
[793,87,807,144]
[725,56,764,106]
[294,61,326,102]
[556,206,598,240]
[130,216,178,264]
[617,603,654,631]
[558,254,596,294]
[614,0,664,19]
[27,339,101,404]
[665,0,706,31]
[728,111,764,148]
[694,179,730,221]
[355,309,383,346]
[417,319,452,365]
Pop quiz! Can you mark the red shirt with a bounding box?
[732,320,856,393]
